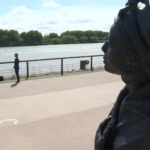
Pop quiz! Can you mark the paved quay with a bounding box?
[0,71,124,150]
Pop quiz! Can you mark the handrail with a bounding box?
[0,55,103,64]
[0,54,104,79]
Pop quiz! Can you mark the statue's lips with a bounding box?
[103,56,106,64]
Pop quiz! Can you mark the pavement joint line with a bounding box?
[48,85,115,104]
[0,87,115,104]
[0,81,121,102]
[47,80,122,94]
[69,89,115,104]
[43,85,117,105]
[0,103,113,129]
[51,82,122,105]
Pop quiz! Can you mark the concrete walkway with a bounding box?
[0,71,124,150]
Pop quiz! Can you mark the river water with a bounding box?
[0,43,104,77]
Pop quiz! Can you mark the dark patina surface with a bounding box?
[95,0,150,149]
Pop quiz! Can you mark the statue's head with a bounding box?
[102,0,150,83]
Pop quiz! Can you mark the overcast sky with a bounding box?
[0,0,128,35]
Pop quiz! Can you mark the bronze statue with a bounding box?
[95,0,150,150]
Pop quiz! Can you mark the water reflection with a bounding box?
[0,43,104,62]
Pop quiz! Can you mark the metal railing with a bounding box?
[0,55,104,80]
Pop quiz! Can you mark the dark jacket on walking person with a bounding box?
[14,53,20,83]
[14,57,19,70]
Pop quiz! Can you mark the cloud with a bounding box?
[38,26,53,29]
[0,20,8,25]
[102,25,111,31]
[68,19,93,23]
[63,7,74,10]
[138,3,146,9]
[37,20,57,26]
[7,6,30,16]
[15,27,24,30]
[42,0,61,8]
[0,1,116,35]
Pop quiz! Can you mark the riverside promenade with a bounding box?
[0,71,124,150]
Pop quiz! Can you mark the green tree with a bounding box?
[102,36,109,41]
[61,35,77,44]
[84,30,96,39]
[0,29,109,47]
[0,29,8,39]
[89,36,99,43]
[0,29,24,46]
[69,30,84,42]
[80,36,88,43]
[0,35,9,46]
[95,30,109,42]
[49,33,59,39]
[95,30,108,37]
[8,30,19,46]
[20,32,28,45]
[42,35,51,45]
[60,31,70,38]
[27,30,43,45]
[51,38,62,44]
[13,36,24,46]
[0,29,6,37]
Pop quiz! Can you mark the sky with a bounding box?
[0,0,128,35]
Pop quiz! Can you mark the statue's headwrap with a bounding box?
[114,0,150,75]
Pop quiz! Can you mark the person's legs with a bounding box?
[15,69,20,83]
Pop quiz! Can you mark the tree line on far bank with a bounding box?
[0,29,109,47]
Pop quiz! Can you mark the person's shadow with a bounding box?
[11,83,18,88]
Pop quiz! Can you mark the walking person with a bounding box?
[14,53,20,83]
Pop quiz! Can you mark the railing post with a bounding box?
[91,56,93,72]
[26,61,29,78]
[61,58,63,76]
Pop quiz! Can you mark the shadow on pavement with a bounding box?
[11,83,18,88]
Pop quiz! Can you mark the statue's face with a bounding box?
[102,24,127,75]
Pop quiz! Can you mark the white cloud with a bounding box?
[36,20,57,26]
[138,3,146,9]
[0,3,117,34]
[8,6,30,16]
[63,7,75,10]
[42,0,61,8]
[0,20,8,25]
[68,19,93,23]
